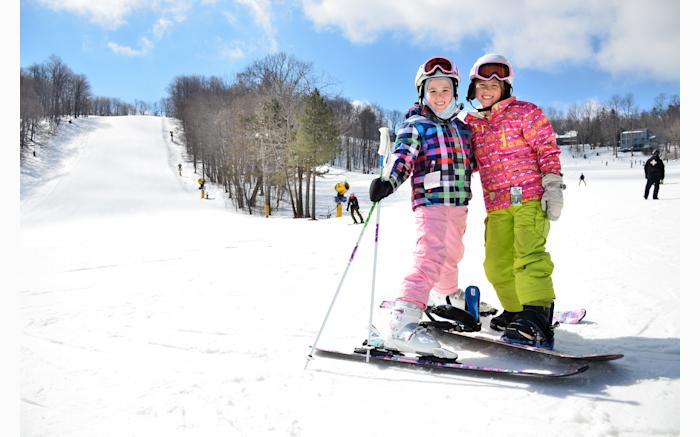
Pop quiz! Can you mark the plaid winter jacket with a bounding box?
[387,104,474,210]
[463,97,561,212]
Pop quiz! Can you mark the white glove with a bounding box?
[540,174,566,221]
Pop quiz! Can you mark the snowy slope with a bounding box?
[20,116,680,436]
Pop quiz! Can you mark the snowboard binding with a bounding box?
[423,284,482,333]
[424,304,482,332]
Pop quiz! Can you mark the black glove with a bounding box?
[369,178,394,202]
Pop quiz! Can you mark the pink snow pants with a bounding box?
[397,205,468,309]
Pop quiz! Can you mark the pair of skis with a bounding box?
[312,303,623,379]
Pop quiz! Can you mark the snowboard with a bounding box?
[425,324,623,362]
[311,346,589,379]
[380,300,622,361]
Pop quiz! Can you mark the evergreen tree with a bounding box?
[293,89,340,219]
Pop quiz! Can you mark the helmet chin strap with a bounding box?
[467,99,493,112]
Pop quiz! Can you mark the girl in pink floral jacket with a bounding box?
[462,53,565,349]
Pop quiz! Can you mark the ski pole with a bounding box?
[305,202,378,369]
[365,127,392,362]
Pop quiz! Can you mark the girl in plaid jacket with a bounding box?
[369,56,475,359]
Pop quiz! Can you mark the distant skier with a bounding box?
[346,193,364,224]
[579,173,586,186]
[644,150,665,200]
[170,130,174,141]
[369,56,474,359]
[178,163,182,176]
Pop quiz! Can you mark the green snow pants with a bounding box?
[483,200,555,312]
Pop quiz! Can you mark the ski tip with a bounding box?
[543,364,589,377]
[580,353,624,362]
[571,364,590,376]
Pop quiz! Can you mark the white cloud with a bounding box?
[36,0,165,29]
[36,0,283,60]
[595,0,679,81]
[151,17,173,38]
[221,44,246,61]
[235,0,278,52]
[36,0,192,55]
[107,37,154,56]
[300,0,680,81]
[217,1,279,61]
[36,0,195,57]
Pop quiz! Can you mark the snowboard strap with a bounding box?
[425,305,481,332]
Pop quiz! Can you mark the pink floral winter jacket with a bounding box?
[463,97,561,212]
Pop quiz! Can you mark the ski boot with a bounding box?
[502,305,555,349]
[385,300,457,359]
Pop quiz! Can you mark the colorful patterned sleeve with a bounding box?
[388,121,422,189]
[462,114,479,174]
[521,104,562,175]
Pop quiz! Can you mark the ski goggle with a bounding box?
[474,62,511,81]
[423,57,459,76]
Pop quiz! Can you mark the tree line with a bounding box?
[21,53,681,219]
[545,93,680,158]
[20,55,166,152]
[167,52,397,219]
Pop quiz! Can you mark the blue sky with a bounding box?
[20,0,681,114]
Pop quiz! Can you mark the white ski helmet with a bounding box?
[467,53,514,101]
[414,56,460,99]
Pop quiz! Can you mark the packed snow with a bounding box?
[20,115,681,436]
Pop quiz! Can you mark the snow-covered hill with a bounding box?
[20,115,680,436]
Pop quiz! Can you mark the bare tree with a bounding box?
[355,105,381,173]
[328,96,358,171]
[70,74,91,118]
[46,55,72,128]
[20,71,43,151]
[384,109,404,134]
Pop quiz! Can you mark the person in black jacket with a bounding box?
[346,193,364,224]
[644,150,665,200]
